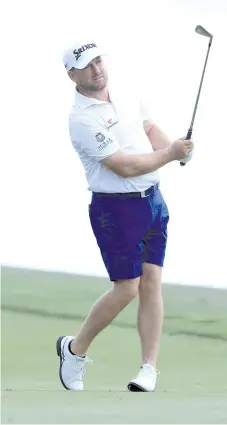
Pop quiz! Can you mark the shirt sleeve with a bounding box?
[69,116,120,161]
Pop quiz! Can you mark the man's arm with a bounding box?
[140,99,194,161]
[102,140,194,177]
[70,116,194,178]
[143,120,172,151]
[102,149,172,177]
[139,97,172,151]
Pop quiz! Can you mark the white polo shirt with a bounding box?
[69,86,160,193]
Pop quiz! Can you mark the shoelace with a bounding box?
[61,343,93,375]
[65,356,94,386]
[73,356,93,378]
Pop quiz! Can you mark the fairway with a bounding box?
[1,266,227,424]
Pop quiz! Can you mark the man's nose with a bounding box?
[91,63,101,74]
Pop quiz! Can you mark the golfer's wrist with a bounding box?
[167,147,174,162]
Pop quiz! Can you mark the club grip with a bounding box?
[180,129,192,166]
[185,129,192,140]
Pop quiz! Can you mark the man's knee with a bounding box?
[113,277,140,300]
[140,263,162,295]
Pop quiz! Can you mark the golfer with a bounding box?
[57,40,194,392]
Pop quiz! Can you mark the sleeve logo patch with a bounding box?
[98,137,114,151]
[95,132,105,143]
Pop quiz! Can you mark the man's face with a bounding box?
[69,56,108,92]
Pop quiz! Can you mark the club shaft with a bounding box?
[189,40,212,132]
[180,38,212,166]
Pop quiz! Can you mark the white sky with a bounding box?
[1,0,227,288]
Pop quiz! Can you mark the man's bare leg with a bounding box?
[137,263,163,367]
[70,278,140,356]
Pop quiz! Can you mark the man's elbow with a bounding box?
[107,164,134,178]
[102,153,135,178]
[143,119,154,136]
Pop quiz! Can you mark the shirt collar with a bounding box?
[74,87,110,109]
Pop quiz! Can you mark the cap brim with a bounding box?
[75,49,107,69]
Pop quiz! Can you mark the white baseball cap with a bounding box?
[63,41,106,71]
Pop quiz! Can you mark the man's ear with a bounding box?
[68,69,76,82]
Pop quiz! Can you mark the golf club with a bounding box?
[180,25,213,166]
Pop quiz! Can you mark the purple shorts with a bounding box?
[89,185,169,281]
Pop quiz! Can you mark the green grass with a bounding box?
[1,266,227,424]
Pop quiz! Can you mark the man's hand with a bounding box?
[168,138,194,161]
[180,151,193,164]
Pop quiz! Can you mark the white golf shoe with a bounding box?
[127,363,159,392]
[56,335,92,390]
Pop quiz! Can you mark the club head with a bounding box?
[195,25,213,40]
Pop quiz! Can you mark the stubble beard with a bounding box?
[79,77,107,93]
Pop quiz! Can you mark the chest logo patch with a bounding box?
[106,118,118,129]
